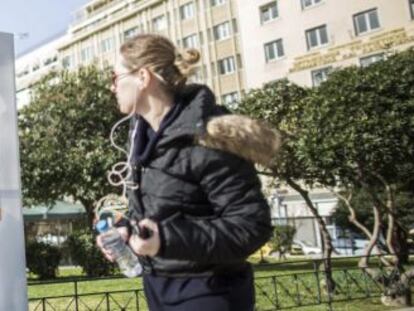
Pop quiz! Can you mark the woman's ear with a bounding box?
[137,68,151,89]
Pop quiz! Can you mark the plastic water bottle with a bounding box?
[96,219,143,278]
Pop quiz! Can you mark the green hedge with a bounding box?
[66,230,115,277]
[26,241,61,279]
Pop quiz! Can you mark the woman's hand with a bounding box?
[96,226,129,262]
[129,219,160,257]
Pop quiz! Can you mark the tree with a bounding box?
[296,49,414,305]
[236,79,337,293]
[236,49,414,305]
[19,66,126,228]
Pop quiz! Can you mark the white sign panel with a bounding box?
[0,32,28,310]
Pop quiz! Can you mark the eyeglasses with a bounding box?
[111,69,139,88]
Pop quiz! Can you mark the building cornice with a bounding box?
[59,0,165,51]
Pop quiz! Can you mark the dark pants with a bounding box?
[143,266,255,311]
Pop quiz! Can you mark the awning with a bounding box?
[23,201,86,221]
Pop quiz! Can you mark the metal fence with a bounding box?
[28,255,412,311]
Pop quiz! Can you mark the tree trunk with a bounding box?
[397,225,409,264]
[363,175,412,307]
[79,198,96,230]
[358,204,386,268]
[286,178,336,294]
[331,190,390,267]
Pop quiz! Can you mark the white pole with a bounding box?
[0,32,29,310]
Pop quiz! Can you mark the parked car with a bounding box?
[291,240,322,256]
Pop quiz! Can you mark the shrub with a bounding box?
[269,225,296,259]
[66,230,115,277]
[26,241,61,279]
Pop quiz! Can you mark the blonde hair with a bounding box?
[120,34,200,93]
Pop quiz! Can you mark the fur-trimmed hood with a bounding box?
[198,114,281,168]
[159,84,281,167]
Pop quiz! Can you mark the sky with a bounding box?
[0,0,90,56]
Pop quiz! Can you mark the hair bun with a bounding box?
[181,48,200,65]
[174,48,200,77]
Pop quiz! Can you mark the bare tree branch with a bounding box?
[330,188,391,267]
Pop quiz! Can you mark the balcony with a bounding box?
[72,0,126,25]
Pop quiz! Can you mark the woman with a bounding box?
[98,34,273,311]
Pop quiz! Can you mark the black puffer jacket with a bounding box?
[127,84,272,276]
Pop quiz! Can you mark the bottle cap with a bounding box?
[96,220,109,233]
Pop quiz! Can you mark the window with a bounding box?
[353,9,380,36]
[211,62,217,76]
[44,55,57,66]
[153,15,167,31]
[199,31,204,45]
[100,37,113,53]
[306,25,328,50]
[17,67,29,78]
[211,0,225,6]
[218,57,236,75]
[311,67,332,87]
[410,0,414,19]
[183,34,199,48]
[32,63,40,72]
[360,53,384,67]
[124,27,139,41]
[232,19,238,34]
[260,1,278,24]
[222,92,239,108]
[301,0,322,9]
[213,22,231,41]
[236,54,243,68]
[264,39,284,62]
[80,46,94,62]
[62,55,72,69]
[180,2,195,20]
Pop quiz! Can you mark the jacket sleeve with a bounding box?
[158,146,273,263]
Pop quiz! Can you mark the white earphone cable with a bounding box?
[107,112,139,199]
[95,73,152,219]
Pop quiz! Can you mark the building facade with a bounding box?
[15,33,67,109]
[269,187,338,249]
[58,0,245,106]
[16,0,414,105]
[238,0,414,88]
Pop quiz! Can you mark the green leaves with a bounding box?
[301,51,414,187]
[66,230,115,277]
[26,241,61,279]
[19,65,126,226]
[237,49,414,191]
[268,225,296,256]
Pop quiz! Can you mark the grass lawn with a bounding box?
[27,257,411,310]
